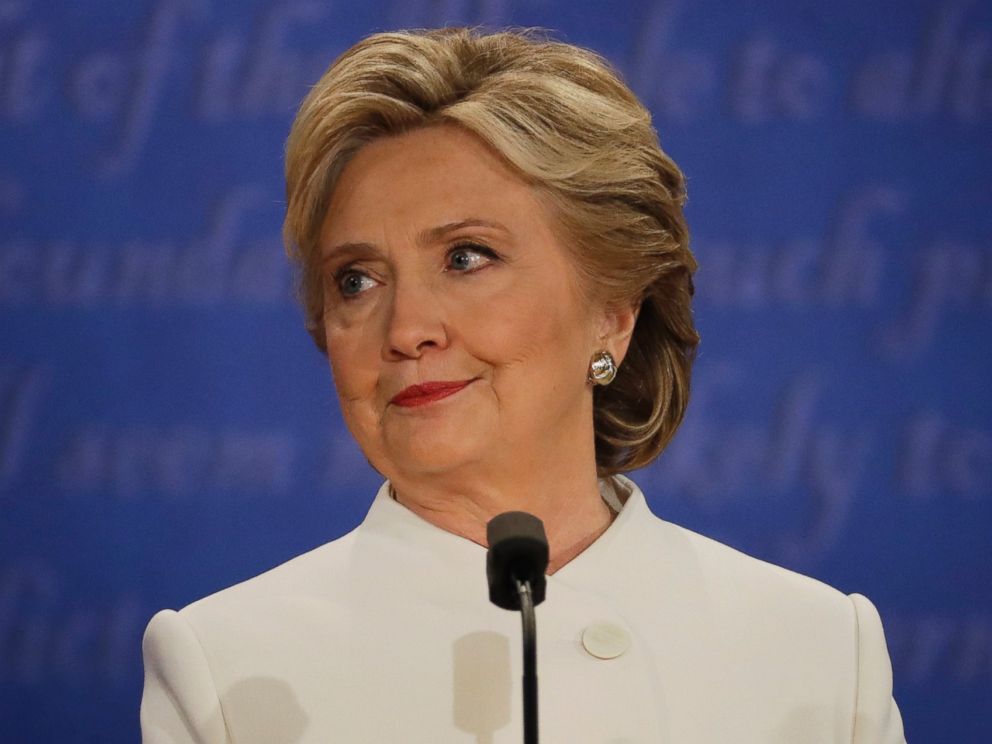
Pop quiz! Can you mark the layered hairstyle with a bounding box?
[283,26,700,475]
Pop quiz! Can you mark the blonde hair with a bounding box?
[283,26,699,475]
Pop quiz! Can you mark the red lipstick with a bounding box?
[390,380,474,407]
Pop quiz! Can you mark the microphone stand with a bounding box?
[515,579,538,744]
[486,511,548,744]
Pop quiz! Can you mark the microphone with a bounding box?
[486,512,548,744]
[487,512,548,609]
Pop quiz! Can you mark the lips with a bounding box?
[390,380,474,407]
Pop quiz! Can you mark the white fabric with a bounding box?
[140,476,906,743]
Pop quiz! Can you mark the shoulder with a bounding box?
[646,508,858,636]
[606,477,860,662]
[662,531,906,742]
[675,518,851,611]
[178,526,362,624]
[139,527,372,743]
[613,482,906,739]
[613,476,854,621]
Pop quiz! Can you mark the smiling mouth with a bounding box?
[390,380,474,407]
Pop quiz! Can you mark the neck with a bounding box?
[387,454,616,575]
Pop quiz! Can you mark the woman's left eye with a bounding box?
[446,243,497,272]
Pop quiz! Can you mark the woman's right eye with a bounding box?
[336,270,377,298]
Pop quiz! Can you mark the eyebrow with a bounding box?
[323,218,511,262]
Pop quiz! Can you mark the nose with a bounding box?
[382,277,449,360]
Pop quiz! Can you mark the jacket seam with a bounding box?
[179,610,235,744]
[849,594,862,744]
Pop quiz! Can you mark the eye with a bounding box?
[336,269,377,298]
[446,242,498,273]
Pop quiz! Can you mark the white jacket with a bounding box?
[140,476,906,743]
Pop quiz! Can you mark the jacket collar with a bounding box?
[357,475,653,585]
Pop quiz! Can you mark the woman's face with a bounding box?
[318,124,625,483]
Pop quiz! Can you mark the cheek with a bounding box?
[325,323,381,407]
[469,285,591,380]
[326,333,388,461]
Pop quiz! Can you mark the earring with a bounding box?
[588,350,617,386]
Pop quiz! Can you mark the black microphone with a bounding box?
[486,512,548,744]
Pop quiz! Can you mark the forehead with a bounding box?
[320,124,558,246]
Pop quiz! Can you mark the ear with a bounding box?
[595,300,640,365]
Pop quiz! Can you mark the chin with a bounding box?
[381,427,490,478]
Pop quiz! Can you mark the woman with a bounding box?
[140,27,906,743]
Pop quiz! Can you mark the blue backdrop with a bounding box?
[2,0,990,741]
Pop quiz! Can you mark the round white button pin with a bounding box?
[581,622,631,659]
